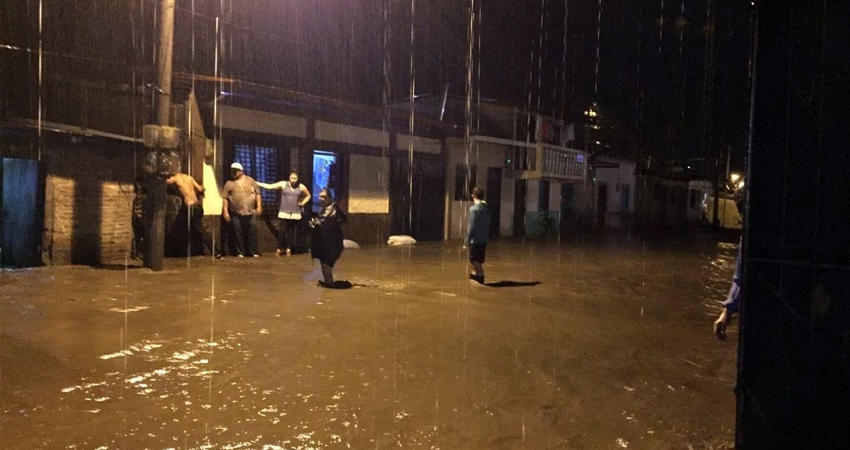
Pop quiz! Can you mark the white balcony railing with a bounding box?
[472,135,587,182]
[540,144,585,179]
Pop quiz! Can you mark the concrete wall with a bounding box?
[396,134,441,155]
[216,106,307,138]
[345,154,390,246]
[315,121,389,148]
[348,154,389,214]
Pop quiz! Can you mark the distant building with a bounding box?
[402,97,590,239]
[594,157,637,230]
[634,170,690,230]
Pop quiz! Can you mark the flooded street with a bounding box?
[1,233,739,449]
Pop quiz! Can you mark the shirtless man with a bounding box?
[166,173,220,258]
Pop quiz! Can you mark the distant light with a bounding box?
[595,141,601,145]
[737,180,745,189]
[687,165,691,169]
[730,173,741,183]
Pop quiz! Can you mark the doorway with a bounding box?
[312,150,338,212]
[597,183,608,229]
[390,153,445,241]
[1,158,44,268]
[560,183,575,234]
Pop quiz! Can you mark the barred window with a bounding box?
[234,144,279,207]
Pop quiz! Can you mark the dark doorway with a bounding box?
[513,179,527,237]
[597,184,608,229]
[560,183,575,234]
[312,150,338,212]
[391,153,445,241]
[486,167,502,238]
[1,158,44,268]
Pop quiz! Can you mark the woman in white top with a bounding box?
[257,171,311,256]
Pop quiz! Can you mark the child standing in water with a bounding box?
[463,186,490,285]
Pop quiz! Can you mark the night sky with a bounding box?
[0,0,752,172]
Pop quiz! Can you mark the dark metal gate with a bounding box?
[1,158,44,268]
[390,153,445,241]
[739,2,850,448]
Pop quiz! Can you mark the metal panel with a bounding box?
[739,1,850,448]
[1,158,43,268]
[391,153,445,241]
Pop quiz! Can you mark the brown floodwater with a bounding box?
[1,232,739,449]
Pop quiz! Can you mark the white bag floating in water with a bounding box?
[387,235,417,246]
[343,239,360,249]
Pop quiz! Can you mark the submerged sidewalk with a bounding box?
[1,236,738,449]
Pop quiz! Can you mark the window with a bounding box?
[538,180,550,211]
[454,164,477,201]
[234,143,279,206]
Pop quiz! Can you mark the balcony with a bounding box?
[474,136,587,182]
[538,143,586,180]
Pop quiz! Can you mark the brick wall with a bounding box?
[42,139,138,265]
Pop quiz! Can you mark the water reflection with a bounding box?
[0,234,738,449]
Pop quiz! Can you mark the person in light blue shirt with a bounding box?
[462,186,490,284]
[715,239,742,340]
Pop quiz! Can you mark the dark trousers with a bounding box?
[185,204,215,255]
[277,218,301,251]
[132,214,145,259]
[231,213,259,256]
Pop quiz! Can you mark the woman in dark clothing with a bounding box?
[309,189,346,286]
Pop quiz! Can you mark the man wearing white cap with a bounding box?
[222,162,263,257]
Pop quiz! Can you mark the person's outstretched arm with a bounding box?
[257,180,287,190]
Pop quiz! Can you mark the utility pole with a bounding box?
[144,0,177,271]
